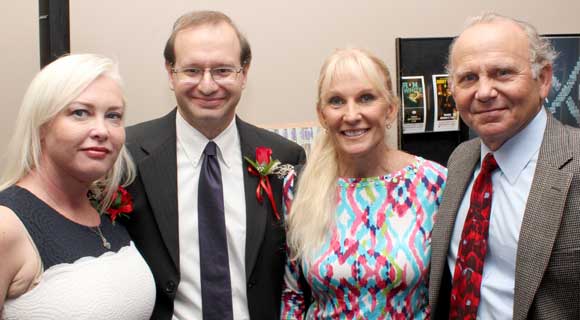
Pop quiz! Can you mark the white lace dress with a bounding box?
[2,243,155,320]
[0,186,156,320]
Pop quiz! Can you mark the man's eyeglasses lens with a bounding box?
[172,67,243,84]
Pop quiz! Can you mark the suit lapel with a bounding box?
[138,111,180,270]
[237,118,268,281]
[513,115,574,319]
[430,139,480,310]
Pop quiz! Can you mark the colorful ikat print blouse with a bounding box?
[281,157,447,319]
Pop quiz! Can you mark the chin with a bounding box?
[76,167,111,182]
[476,122,512,136]
[196,108,230,121]
[338,146,373,159]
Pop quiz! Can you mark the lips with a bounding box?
[81,147,110,159]
[472,104,508,114]
[192,97,226,108]
[472,107,509,120]
[342,129,369,137]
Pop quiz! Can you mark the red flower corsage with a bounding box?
[89,186,133,223]
[106,187,133,223]
[244,147,282,220]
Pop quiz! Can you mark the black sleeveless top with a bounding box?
[0,185,131,269]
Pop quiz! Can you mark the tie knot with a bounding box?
[481,153,498,174]
[204,141,217,156]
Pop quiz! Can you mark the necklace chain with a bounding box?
[89,226,111,250]
[21,182,110,249]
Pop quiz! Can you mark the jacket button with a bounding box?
[165,280,176,294]
[248,281,256,289]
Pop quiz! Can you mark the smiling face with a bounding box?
[318,70,396,162]
[450,20,552,150]
[41,76,125,184]
[167,22,248,139]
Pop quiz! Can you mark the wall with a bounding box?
[69,0,580,148]
[2,1,579,152]
[0,1,39,153]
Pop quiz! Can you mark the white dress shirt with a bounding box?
[173,112,249,320]
[448,108,547,319]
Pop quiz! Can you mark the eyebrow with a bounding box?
[177,63,238,68]
[69,101,125,110]
[453,68,473,75]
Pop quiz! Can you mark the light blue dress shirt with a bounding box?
[448,108,547,319]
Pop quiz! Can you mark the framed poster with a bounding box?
[396,37,470,166]
[432,74,459,132]
[401,76,427,133]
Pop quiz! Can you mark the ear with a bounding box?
[39,121,50,144]
[449,78,456,96]
[385,102,399,124]
[537,64,553,99]
[241,63,250,89]
[165,62,176,91]
[316,106,328,129]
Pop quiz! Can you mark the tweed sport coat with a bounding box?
[429,112,580,319]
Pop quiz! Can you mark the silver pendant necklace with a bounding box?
[90,226,111,250]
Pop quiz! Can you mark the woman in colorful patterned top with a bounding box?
[281,48,447,319]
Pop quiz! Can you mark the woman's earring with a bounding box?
[386,123,392,129]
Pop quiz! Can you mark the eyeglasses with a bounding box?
[171,66,244,85]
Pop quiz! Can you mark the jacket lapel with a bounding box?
[430,139,480,310]
[513,115,574,319]
[137,111,180,270]
[237,117,268,281]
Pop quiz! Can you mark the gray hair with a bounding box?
[446,12,558,79]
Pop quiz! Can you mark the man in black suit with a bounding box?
[124,11,306,319]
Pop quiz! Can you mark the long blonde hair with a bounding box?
[0,53,135,212]
[287,48,399,260]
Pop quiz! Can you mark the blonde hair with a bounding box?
[0,53,135,213]
[287,48,399,260]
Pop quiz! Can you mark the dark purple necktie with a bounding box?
[450,153,498,320]
[198,141,233,320]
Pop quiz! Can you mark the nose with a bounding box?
[197,69,219,95]
[343,101,361,123]
[90,118,109,141]
[474,77,498,102]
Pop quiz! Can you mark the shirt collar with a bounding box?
[481,108,547,184]
[176,111,239,168]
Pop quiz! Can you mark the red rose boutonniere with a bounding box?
[106,187,133,223]
[244,146,293,220]
[89,186,133,224]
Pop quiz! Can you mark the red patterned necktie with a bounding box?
[450,153,498,320]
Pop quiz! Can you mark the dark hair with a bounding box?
[163,10,252,67]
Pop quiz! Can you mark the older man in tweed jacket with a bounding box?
[429,13,580,320]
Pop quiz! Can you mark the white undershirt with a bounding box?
[173,112,249,320]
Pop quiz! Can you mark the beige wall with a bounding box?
[2,1,579,152]
[69,0,580,148]
[0,1,39,153]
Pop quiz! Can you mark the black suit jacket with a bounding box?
[124,109,306,319]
